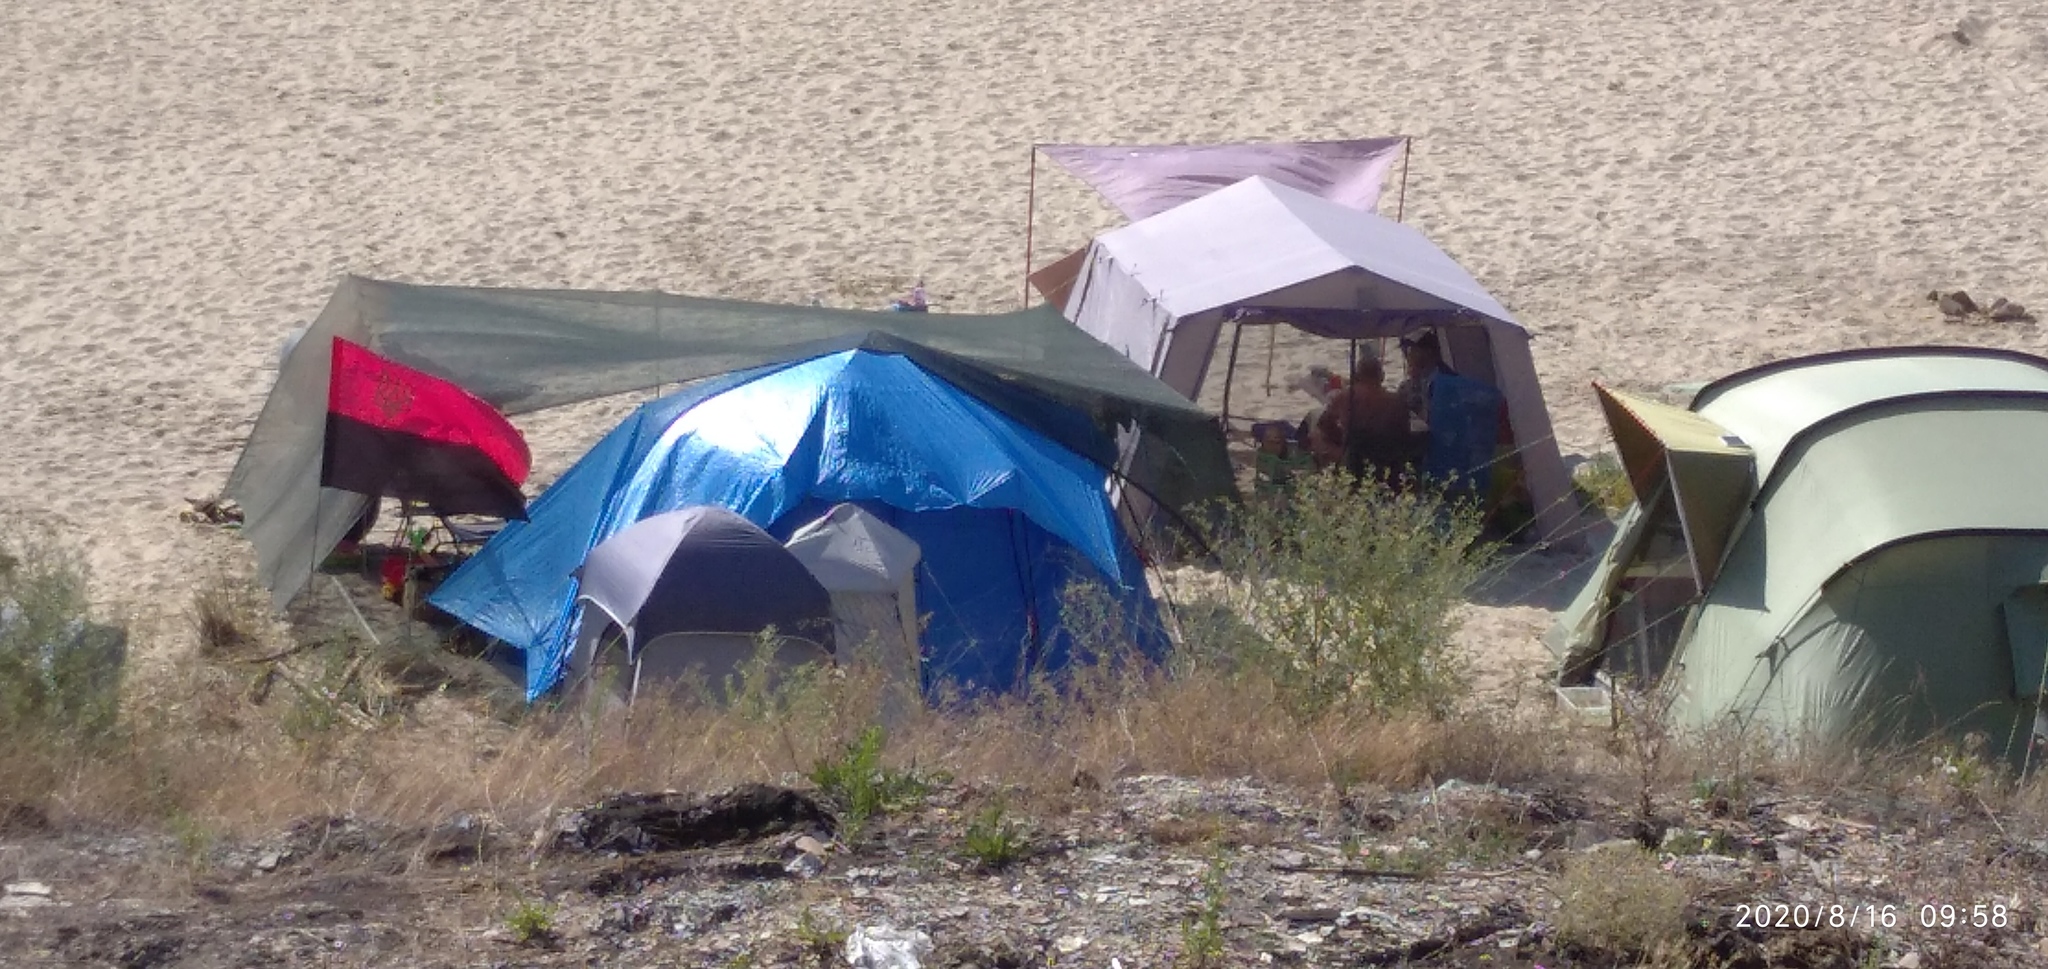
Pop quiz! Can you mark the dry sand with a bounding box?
[4,0,2046,679]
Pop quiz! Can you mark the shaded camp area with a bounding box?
[225,277,1235,612]
[1549,347,2048,761]
[1042,176,1578,545]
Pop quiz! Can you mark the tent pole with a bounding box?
[1022,146,1039,309]
[1221,318,1246,430]
[1348,340,1360,470]
[401,503,416,648]
[1395,137,1414,223]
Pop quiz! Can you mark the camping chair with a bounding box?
[396,501,509,557]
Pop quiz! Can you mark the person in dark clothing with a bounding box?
[1396,330,1458,429]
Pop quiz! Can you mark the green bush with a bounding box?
[807,726,939,838]
[1574,453,1636,518]
[1204,470,1490,718]
[0,526,125,743]
[504,898,557,946]
[960,799,1030,870]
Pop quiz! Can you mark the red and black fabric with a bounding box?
[322,338,531,520]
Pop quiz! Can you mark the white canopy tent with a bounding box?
[1059,176,1580,546]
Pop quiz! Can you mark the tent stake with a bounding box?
[1022,146,1039,308]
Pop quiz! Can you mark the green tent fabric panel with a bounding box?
[2001,585,2048,700]
[1691,350,2048,484]
[1681,534,2048,761]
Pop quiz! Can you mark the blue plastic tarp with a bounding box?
[430,349,1163,699]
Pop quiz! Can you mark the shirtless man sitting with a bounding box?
[1309,357,1410,482]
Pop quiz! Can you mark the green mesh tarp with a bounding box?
[227,277,1236,610]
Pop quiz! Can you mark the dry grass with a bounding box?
[6,505,2044,885]
[1552,842,1692,959]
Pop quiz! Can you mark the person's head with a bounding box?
[1401,330,1444,373]
[1257,423,1289,454]
[1351,356,1385,387]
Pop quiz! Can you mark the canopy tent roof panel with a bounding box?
[1089,176,1523,328]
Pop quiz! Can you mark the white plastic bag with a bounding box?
[844,925,934,969]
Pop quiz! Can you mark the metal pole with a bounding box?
[1263,323,1277,395]
[1395,137,1414,223]
[1022,146,1039,308]
[1221,318,1246,429]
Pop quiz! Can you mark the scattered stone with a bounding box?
[847,924,934,969]
[784,852,825,879]
[0,801,50,833]
[254,851,283,873]
[4,883,53,898]
[1929,289,2034,324]
[793,834,828,857]
[420,812,495,864]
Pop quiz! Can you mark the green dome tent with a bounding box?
[1549,347,2048,762]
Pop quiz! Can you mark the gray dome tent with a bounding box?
[569,506,833,701]
[783,504,923,713]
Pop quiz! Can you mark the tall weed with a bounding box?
[1203,470,1490,717]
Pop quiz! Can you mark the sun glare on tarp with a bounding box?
[652,353,849,465]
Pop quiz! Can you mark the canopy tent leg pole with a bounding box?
[1022,146,1038,309]
[1264,324,1276,396]
[305,486,324,618]
[1395,137,1414,223]
[1221,319,1247,431]
[1347,340,1360,471]
[400,502,416,648]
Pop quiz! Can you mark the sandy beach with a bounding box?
[3,0,2045,668]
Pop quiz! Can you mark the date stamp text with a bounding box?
[1734,902,2011,931]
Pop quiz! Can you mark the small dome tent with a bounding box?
[784,503,922,673]
[564,506,835,700]
[1549,347,2048,761]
